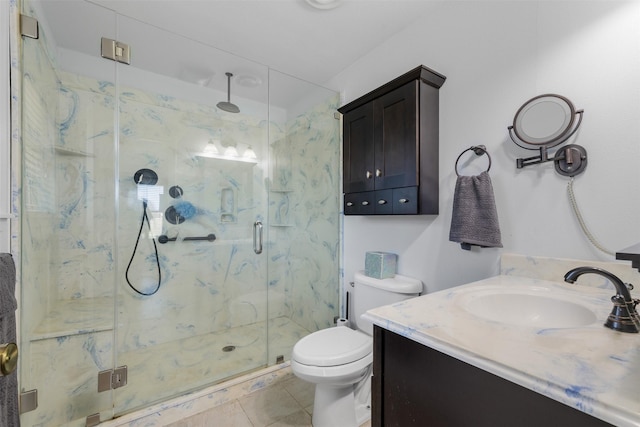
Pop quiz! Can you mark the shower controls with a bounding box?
[133,168,158,185]
[169,185,183,198]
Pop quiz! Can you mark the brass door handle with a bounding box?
[0,343,18,376]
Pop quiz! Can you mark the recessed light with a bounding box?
[305,0,343,10]
[235,74,263,88]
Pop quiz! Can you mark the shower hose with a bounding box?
[125,200,162,296]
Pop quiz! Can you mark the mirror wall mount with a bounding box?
[508,94,587,177]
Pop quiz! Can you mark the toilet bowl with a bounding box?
[291,271,423,427]
[291,326,373,427]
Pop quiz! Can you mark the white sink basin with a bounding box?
[461,290,598,328]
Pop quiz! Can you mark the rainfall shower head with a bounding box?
[217,72,240,113]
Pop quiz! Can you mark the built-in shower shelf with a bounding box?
[30,296,116,341]
[54,146,95,157]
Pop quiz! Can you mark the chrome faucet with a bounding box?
[564,266,640,333]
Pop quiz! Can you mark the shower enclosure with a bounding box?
[14,1,340,425]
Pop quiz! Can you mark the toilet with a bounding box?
[291,271,422,427]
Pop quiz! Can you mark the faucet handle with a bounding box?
[625,282,634,291]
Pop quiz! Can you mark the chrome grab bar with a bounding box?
[253,221,263,254]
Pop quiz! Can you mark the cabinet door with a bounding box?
[373,81,418,190]
[343,102,374,193]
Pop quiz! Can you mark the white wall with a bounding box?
[328,1,640,294]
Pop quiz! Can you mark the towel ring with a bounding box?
[455,145,492,176]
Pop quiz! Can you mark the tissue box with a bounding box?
[365,251,397,279]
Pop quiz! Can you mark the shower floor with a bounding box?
[115,316,311,417]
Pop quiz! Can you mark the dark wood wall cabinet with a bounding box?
[372,326,613,427]
[338,65,446,215]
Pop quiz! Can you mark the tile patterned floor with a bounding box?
[166,375,372,427]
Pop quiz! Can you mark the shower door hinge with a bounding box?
[86,413,101,427]
[20,15,39,39]
[101,37,131,65]
[19,389,38,414]
[98,365,128,392]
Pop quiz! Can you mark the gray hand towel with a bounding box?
[0,253,19,427]
[449,171,502,250]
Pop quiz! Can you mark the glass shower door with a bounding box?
[19,1,118,425]
[112,16,271,415]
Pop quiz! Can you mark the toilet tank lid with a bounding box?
[355,271,422,294]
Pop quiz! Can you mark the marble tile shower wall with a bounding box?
[282,109,341,332]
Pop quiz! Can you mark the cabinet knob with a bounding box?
[399,198,409,204]
[361,201,370,206]
[346,202,353,207]
[376,169,382,177]
[366,171,372,179]
[378,199,387,205]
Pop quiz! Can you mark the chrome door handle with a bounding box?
[376,169,382,177]
[346,202,353,207]
[253,221,263,254]
[399,198,409,204]
[378,199,387,205]
[361,201,369,206]
[366,171,372,179]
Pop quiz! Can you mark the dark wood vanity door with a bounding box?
[372,326,613,427]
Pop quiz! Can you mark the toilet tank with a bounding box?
[352,271,422,336]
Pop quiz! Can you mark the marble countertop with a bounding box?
[363,275,640,427]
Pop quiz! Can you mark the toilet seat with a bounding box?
[292,327,372,367]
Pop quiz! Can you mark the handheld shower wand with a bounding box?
[126,169,162,296]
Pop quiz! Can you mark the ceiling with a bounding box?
[35,0,434,99]
[91,0,433,86]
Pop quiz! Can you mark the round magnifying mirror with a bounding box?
[512,94,576,146]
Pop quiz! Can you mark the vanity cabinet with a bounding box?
[372,326,612,427]
[339,65,445,215]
